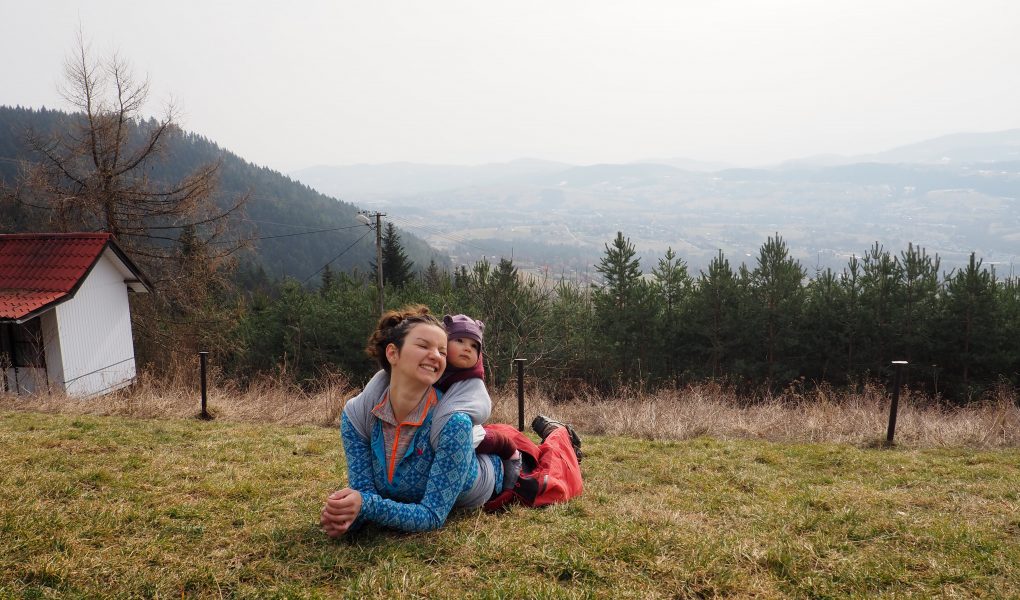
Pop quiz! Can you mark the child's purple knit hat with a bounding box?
[443,314,484,349]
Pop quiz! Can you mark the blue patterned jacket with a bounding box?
[341,405,501,532]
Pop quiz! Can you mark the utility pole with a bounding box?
[374,212,386,315]
[357,211,386,315]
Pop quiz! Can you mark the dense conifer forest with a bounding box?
[227,232,1020,403]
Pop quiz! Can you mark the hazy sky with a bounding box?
[3,1,1019,173]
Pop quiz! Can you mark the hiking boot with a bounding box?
[531,415,583,463]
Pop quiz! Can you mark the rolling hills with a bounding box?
[293,130,1020,276]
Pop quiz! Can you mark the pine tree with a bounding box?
[894,243,940,367]
[690,250,740,379]
[453,265,471,291]
[320,264,336,297]
[593,232,651,383]
[749,234,805,384]
[803,268,847,382]
[596,232,643,309]
[840,255,865,381]
[937,253,999,397]
[652,247,692,321]
[483,258,526,383]
[997,274,1020,391]
[859,242,902,374]
[651,247,693,382]
[422,258,445,292]
[547,278,595,387]
[377,222,414,288]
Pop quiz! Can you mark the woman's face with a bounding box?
[386,323,448,386]
[448,337,480,370]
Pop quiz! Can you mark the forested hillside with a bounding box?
[0,105,448,281]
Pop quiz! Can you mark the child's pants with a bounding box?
[481,423,583,510]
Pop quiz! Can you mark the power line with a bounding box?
[249,223,366,241]
[240,216,359,230]
[209,223,368,245]
[302,228,374,284]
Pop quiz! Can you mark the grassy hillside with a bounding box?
[2,410,1018,598]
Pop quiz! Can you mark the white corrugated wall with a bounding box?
[54,252,138,397]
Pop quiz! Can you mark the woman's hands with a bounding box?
[320,488,363,538]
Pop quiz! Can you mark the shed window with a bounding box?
[0,319,46,369]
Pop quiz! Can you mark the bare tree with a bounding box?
[17,32,246,289]
[10,32,249,362]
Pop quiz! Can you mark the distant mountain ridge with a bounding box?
[859,129,1020,164]
[292,158,570,197]
[295,129,1020,201]
[780,129,1020,168]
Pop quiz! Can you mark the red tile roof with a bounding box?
[0,290,68,319]
[0,233,146,321]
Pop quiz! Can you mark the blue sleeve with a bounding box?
[340,412,378,531]
[358,413,476,532]
[341,412,377,492]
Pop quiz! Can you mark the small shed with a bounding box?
[0,233,151,397]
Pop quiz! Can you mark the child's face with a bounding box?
[448,337,480,369]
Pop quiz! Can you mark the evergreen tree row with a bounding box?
[222,230,1020,403]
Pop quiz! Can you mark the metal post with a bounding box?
[199,351,210,420]
[375,212,385,315]
[886,360,907,444]
[514,358,527,431]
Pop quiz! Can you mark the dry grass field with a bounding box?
[2,409,1018,598]
[2,369,1017,449]
[2,372,1019,597]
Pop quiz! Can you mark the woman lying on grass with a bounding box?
[320,305,582,536]
[320,305,503,535]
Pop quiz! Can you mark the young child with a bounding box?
[437,314,518,461]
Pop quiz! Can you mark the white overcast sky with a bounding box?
[2,1,1019,173]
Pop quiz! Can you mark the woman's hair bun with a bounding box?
[365,304,444,372]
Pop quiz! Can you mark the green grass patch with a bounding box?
[1,410,1018,598]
